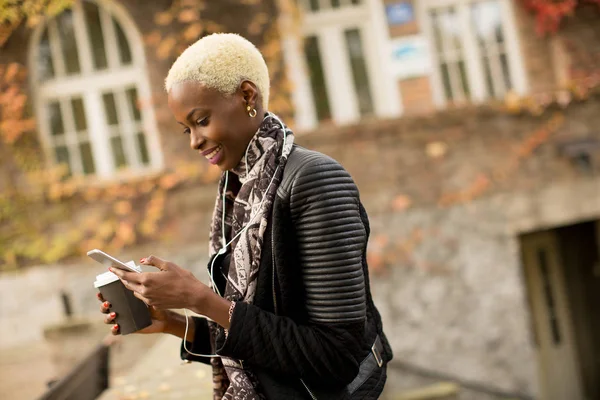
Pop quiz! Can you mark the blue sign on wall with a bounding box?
[385,2,415,26]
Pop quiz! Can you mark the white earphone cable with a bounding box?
[183,114,288,358]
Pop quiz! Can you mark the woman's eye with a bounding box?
[197,117,209,127]
[183,128,190,135]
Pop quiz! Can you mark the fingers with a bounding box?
[111,323,120,335]
[104,312,117,324]
[110,268,143,284]
[120,278,144,294]
[133,291,152,306]
[142,255,169,271]
[100,301,111,314]
[97,292,105,302]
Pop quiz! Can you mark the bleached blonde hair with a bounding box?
[165,33,270,110]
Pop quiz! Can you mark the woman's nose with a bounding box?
[189,131,205,150]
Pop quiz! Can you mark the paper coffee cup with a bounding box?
[94,271,152,335]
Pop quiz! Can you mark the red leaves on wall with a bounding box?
[519,0,600,35]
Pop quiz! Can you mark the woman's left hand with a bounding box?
[110,255,208,311]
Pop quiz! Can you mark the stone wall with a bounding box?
[3,96,600,398]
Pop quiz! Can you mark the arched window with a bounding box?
[29,0,162,178]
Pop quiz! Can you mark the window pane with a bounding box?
[38,28,55,81]
[102,92,119,125]
[351,0,360,4]
[308,0,319,12]
[430,10,443,53]
[126,88,141,121]
[458,61,470,98]
[83,1,108,70]
[71,97,87,131]
[48,102,65,136]
[111,136,127,168]
[137,132,150,165]
[56,10,81,75]
[55,145,71,175]
[304,36,331,122]
[79,142,95,174]
[114,17,132,65]
[482,57,494,97]
[440,63,453,101]
[345,29,374,116]
[331,0,340,8]
[500,53,512,90]
[432,8,460,52]
[471,1,503,46]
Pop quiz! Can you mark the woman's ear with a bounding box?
[240,81,259,108]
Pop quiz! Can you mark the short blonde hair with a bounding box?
[165,33,270,110]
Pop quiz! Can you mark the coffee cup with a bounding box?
[94,271,152,335]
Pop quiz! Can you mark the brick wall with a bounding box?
[512,1,557,94]
[390,1,599,111]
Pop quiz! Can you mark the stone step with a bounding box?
[391,382,460,400]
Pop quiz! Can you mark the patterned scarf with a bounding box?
[207,112,294,400]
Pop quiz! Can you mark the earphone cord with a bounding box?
[183,114,288,358]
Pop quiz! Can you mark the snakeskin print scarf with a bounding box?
[207,112,294,400]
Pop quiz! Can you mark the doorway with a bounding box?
[520,220,600,400]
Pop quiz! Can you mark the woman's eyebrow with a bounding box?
[186,107,206,121]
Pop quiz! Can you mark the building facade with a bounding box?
[2,0,600,399]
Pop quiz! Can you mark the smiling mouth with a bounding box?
[203,145,222,160]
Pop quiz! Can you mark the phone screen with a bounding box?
[87,249,141,273]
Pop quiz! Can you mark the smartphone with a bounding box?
[87,249,141,273]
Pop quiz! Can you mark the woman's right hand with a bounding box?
[97,292,171,335]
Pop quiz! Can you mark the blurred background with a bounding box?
[1,0,599,399]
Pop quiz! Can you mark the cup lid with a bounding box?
[94,271,120,288]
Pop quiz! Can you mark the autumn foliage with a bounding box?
[0,0,295,269]
[520,0,600,34]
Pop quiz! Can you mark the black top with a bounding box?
[181,146,393,399]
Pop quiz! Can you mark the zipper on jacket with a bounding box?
[271,224,278,316]
[300,379,318,400]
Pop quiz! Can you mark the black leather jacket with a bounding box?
[181,145,393,399]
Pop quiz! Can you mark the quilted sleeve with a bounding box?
[216,154,368,385]
[289,154,367,323]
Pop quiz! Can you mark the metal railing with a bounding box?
[38,343,109,400]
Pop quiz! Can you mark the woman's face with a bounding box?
[167,80,262,171]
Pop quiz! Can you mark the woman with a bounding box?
[98,33,392,399]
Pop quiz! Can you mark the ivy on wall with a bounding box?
[0,0,298,269]
[519,0,600,34]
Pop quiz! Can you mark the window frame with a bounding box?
[418,0,528,108]
[280,0,401,130]
[28,0,163,180]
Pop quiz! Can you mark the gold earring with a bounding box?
[247,105,257,118]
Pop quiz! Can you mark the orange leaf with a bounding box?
[116,222,135,245]
[114,200,132,216]
[391,195,412,212]
[183,23,203,42]
[156,36,177,60]
[154,11,173,26]
[144,30,162,46]
[4,63,20,82]
[178,9,199,23]
[159,174,180,190]
[97,221,115,240]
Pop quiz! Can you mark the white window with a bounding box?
[421,0,527,107]
[29,0,162,179]
[283,0,401,130]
